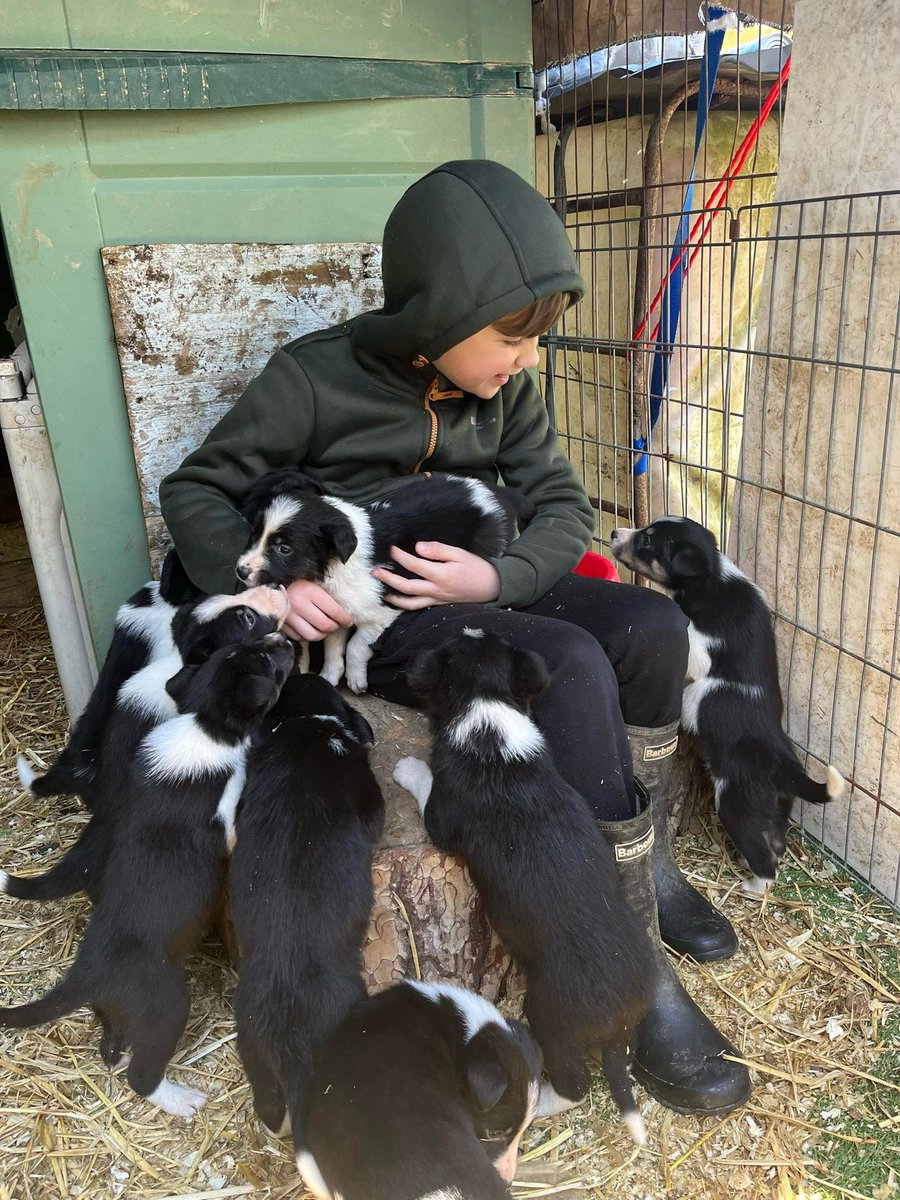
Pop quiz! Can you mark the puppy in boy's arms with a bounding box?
[2,585,291,905]
[610,517,846,892]
[298,980,543,1200]
[0,634,295,1119]
[394,630,655,1144]
[229,671,384,1146]
[236,468,531,692]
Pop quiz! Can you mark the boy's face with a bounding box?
[433,325,541,399]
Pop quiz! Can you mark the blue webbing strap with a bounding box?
[633,4,728,476]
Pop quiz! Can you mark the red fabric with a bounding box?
[573,551,620,582]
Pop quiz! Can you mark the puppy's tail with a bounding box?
[780,758,847,806]
[16,750,98,801]
[0,825,103,902]
[0,976,86,1029]
[601,1046,646,1146]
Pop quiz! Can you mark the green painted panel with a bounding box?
[0,94,533,654]
[2,0,70,49]
[82,99,498,172]
[4,0,532,64]
[0,51,532,111]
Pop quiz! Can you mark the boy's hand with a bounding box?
[283,579,353,642]
[372,543,501,609]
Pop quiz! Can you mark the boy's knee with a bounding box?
[632,586,689,642]
[543,623,619,695]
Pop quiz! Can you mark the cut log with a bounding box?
[355,692,522,1002]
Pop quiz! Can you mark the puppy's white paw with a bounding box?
[392,757,433,814]
[296,1149,332,1199]
[345,663,369,694]
[16,754,37,791]
[319,662,344,688]
[535,1081,579,1119]
[146,1078,208,1119]
[741,874,774,896]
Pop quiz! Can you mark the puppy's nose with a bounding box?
[610,529,620,542]
[236,562,251,581]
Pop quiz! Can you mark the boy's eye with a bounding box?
[504,339,522,349]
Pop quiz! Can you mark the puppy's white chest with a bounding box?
[686,623,718,682]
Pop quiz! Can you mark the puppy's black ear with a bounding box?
[345,708,374,746]
[241,468,322,521]
[670,543,711,578]
[178,631,217,666]
[166,663,198,709]
[235,675,281,720]
[464,1054,509,1113]
[512,648,551,702]
[406,646,447,701]
[322,518,358,565]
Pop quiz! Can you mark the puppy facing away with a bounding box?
[0,634,294,1119]
[16,549,202,806]
[229,671,384,1144]
[16,581,176,806]
[236,468,529,692]
[298,980,543,1200]
[394,630,655,1144]
[1,586,290,905]
[610,517,846,892]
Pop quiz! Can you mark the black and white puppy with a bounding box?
[1,586,290,905]
[230,671,384,1144]
[610,517,846,892]
[236,468,529,692]
[0,634,295,1119]
[16,549,203,806]
[298,980,543,1200]
[17,581,175,806]
[394,630,655,1144]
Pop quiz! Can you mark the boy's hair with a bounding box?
[493,292,574,338]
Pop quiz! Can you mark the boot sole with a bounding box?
[662,938,739,963]
[633,1065,753,1118]
[632,1063,752,1116]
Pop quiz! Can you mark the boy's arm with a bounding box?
[159,349,315,594]
[489,374,595,608]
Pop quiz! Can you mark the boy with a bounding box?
[161,159,749,1115]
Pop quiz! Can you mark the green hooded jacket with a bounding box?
[159,159,594,605]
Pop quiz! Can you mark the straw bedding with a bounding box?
[1,603,897,1200]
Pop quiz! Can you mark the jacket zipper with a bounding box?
[412,375,462,473]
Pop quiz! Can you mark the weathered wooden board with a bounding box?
[101,241,383,567]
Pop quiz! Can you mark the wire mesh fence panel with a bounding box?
[532,0,899,901]
[732,192,900,903]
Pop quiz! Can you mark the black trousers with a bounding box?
[366,574,688,822]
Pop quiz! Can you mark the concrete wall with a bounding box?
[732,0,900,899]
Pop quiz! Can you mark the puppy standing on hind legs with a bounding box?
[228,671,384,1144]
[0,635,294,1118]
[610,517,847,892]
[394,629,655,1144]
[1,585,291,905]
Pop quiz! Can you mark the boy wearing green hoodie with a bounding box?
[160,159,749,1117]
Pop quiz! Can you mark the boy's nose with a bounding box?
[517,339,541,370]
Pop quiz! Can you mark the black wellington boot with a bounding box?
[597,781,751,1114]
[626,722,738,962]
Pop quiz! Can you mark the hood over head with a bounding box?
[351,159,584,366]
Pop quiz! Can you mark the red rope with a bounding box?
[630,56,792,349]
